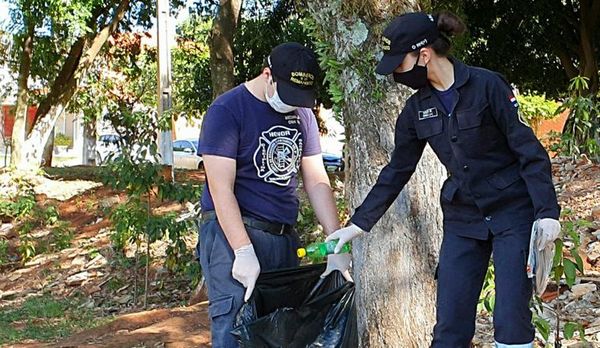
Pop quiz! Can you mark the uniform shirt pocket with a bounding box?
[486,162,522,189]
[457,102,489,130]
[441,179,459,202]
[415,117,443,139]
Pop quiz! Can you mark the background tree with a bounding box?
[172,17,213,119]
[72,32,158,147]
[306,0,445,346]
[426,0,599,97]
[208,0,243,98]
[5,0,184,170]
[457,0,600,159]
[188,0,331,111]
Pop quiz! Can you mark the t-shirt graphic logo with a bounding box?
[253,125,303,186]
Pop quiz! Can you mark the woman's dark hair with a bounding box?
[430,11,466,56]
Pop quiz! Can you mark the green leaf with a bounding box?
[570,248,585,273]
[553,265,564,284]
[533,316,551,341]
[553,239,564,267]
[564,322,578,339]
[564,259,578,288]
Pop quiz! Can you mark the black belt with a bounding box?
[201,211,294,236]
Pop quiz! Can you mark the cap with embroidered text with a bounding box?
[267,42,319,107]
[376,12,439,75]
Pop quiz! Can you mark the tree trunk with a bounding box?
[42,129,54,167]
[11,0,131,170]
[82,123,96,166]
[307,1,445,346]
[11,23,35,167]
[18,104,67,170]
[209,0,242,98]
[579,0,599,94]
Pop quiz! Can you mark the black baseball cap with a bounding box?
[376,12,439,75]
[267,42,319,108]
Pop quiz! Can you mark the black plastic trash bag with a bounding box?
[231,263,357,348]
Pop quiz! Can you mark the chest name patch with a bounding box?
[418,108,439,120]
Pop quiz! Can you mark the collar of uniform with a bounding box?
[418,56,470,100]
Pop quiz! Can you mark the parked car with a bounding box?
[173,139,203,170]
[96,134,203,169]
[322,152,344,172]
[95,134,154,165]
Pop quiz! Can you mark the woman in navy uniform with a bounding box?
[326,12,561,348]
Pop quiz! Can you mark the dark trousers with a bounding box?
[432,223,535,347]
[197,218,300,348]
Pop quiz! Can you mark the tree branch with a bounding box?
[30,0,131,131]
[80,0,131,71]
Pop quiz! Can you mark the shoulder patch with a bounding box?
[510,96,529,127]
[518,111,529,127]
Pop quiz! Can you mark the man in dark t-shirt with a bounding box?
[196,43,351,347]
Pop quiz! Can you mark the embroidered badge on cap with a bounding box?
[382,36,391,51]
[418,107,439,120]
[290,71,314,87]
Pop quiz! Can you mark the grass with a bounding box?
[42,165,206,184]
[43,166,105,182]
[0,294,110,344]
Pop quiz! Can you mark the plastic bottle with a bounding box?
[297,240,351,260]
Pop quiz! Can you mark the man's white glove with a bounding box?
[536,218,561,251]
[232,244,261,302]
[325,224,364,254]
[321,253,353,282]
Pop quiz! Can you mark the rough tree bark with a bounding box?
[42,129,54,167]
[10,0,131,171]
[307,1,445,346]
[209,0,243,98]
[10,22,34,167]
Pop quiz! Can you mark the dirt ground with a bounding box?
[6,303,211,348]
[1,159,599,347]
[1,169,212,348]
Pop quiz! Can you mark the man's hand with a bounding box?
[536,218,561,251]
[325,224,364,254]
[321,253,353,282]
[232,244,261,301]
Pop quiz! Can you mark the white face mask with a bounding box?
[265,78,298,114]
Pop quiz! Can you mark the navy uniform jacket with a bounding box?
[350,58,560,240]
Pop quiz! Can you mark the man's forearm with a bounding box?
[305,182,340,235]
[212,190,251,250]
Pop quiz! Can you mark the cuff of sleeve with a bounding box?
[535,208,560,221]
[198,146,237,159]
[303,149,322,157]
[349,216,372,233]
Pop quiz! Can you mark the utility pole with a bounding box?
[157,0,174,177]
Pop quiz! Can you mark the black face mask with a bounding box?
[393,55,428,89]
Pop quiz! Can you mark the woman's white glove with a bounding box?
[232,244,261,301]
[536,218,561,251]
[325,224,364,254]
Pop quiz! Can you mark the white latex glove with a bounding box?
[232,244,261,302]
[321,253,353,282]
[325,224,364,254]
[536,218,561,251]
